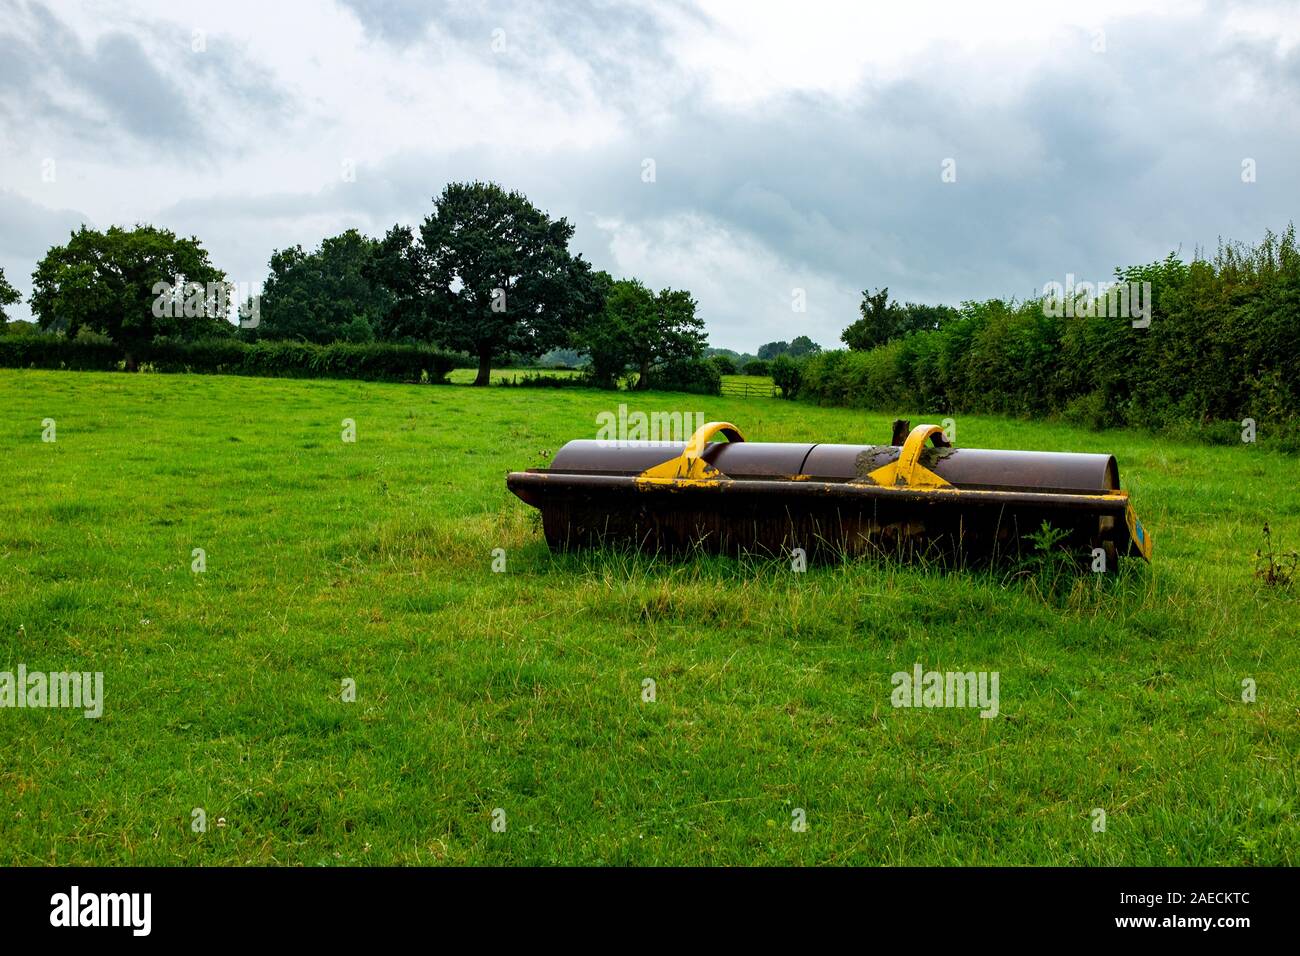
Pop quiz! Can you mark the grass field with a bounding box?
[445,367,581,385]
[1,369,1297,865]
[444,368,777,389]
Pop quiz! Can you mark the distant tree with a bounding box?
[0,267,19,320]
[572,277,706,390]
[843,288,959,351]
[30,224,228,370]
[741,358,770,376]
[787,334,822,357]
[418,182,601,385]
[626,285,707,390]
[253,229,392,344]
[538,347,584,368]
[841,287,899,351]
[757,340,790,360]
[897,302,960,334]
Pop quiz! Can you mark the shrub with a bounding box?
[0,336,463,383]
[0,336,123,371]
[496,372,586,388]
[797,225,1300,450]
[1061,390,1112,431]
[708,354,737,376]
[648,357,722,395]
[741,359,770,377]
[770,353,802,399]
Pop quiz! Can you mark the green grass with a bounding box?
[721,373,775,386]
[446,366,580,384]
[1,369,1296,865]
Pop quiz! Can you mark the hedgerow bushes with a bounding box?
[798,227,1300,446]
[646,357,722,395]
[0,336,122,371]
[0,336,464,383]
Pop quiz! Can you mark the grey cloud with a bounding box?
[0,0,292,156]
[339,0,697,115]
[148,3,1300,349]
[75,32,195,140]
[3,1,1298,351]
[0,188,93,322]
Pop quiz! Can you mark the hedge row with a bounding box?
[645,357,722,395]
[0,336,465,383]
[797,227,1300,447]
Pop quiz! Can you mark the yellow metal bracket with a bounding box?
[864,424,953,488]
[1125,501,1154,560]
[637,421,745,483]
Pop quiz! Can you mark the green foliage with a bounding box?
[29,224,230,366]
[1,320,44,337]
[770,353,803,399]
[842,287,960,351]
[152,339,460,382]
[537,348,583,368]
[253,229,392,345]
[495,370,589,389]
[1012,521,1087,604]
[0,266,19,320]
[709,354,737,375]
[741,358,770,376]
[646,356,721,395]
[804,225,1300,445]
[419,181,602,385]
[0,335,122,371]
[1062,390,1113,431]
[706,346,758,368]
[571,271,626,388]
[787,334,821,357]
[758,336,821,360]
[3,372,1298,865]
[363,224,429,344]
[0,335,461,382]
[575,276,707,391]
[841,288,895,351]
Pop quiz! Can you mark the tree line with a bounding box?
[1,182,716,390]
[788,225,1300,448]
[9,181,1290,440]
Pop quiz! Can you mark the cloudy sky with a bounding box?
[1,0,1297,351]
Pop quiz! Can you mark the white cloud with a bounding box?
[595,212,857,350]
[1,0,1297,349]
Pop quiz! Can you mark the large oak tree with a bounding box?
[418,182,600,385]
[30,225,228,369]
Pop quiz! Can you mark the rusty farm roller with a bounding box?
[506,420,1153,567]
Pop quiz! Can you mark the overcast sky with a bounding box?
[1,0,1297,351]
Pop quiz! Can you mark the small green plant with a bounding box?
[1254,522,1297,587]
[1025,520,1071,554]
[1011,520,1082,601]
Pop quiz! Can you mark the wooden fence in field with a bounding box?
[720,380,782,399]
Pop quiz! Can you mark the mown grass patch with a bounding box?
[0,369,1295,865]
